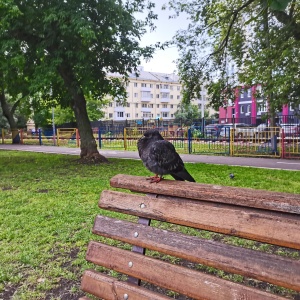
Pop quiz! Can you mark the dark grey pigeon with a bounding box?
[137,129,195,183]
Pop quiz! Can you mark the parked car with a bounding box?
[280,123,300,137]
[204,124,224,137]
[219,123,254,138]
[254,123,280,138]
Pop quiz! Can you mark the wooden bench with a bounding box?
[80,174,300,300]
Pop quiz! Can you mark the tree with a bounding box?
[174,103,200,125]
[0,0,157,160]
[167,0,300,125]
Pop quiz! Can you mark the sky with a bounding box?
[138,1,189,74]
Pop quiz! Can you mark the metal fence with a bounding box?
[1,125,299,159]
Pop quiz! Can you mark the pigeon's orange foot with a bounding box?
[146,175,163,183]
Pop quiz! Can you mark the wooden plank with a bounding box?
[86,241,287,300]
[93,215,300,292]
[99,190,300,249]
[81,269,171,300]
[110,174,300,214]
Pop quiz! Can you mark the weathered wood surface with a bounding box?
[81,269,171,300]
[110,174,300,214]
[99,190,300,249]
[86,241,287,300]
[92,215,300,292]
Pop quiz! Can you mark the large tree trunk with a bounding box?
[58,62,108,162]
[0,92,20,144]
[72,92,108,162]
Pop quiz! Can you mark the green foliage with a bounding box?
[269,0,292,11]
[174,103,200,125]
[0,0,158,149]
[168,0,300,113]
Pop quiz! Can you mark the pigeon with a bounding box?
[137,129,195,183]
[229,173,235,179]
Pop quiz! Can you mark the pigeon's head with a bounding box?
[141,129,164,142]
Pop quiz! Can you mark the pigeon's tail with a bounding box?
[171,169,196,182]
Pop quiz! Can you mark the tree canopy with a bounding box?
[167,0,300,119]
[0,0,157,158]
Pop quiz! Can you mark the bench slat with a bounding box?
[110,174,300,214]
[81,269,171,300]
[86,241,287,300]
[92,215,300,292]
[100,190,300,249]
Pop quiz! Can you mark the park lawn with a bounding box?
[0,150,299,299]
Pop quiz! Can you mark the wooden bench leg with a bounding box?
[127,216,151,286]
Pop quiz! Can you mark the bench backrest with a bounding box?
[80,174,300,300]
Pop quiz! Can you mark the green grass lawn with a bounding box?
[0,150,299,299]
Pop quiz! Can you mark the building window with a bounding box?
[177,95,181,100]
[247,89,251,97]
[170,95,173,99]
[170,86,173,91]
[126,113,130,118]
[240,105,244,113]
[141,83,147,87]
[135,113,138,117]
[171,114,174,118]
[247,105,251,113]
[161,92,169,99]
[162,112,168,118]
[157,104,160,108]
[142,103,147,108]
[177,86,180,91]
[240,89,244,98]
[109,102,113,107]
[141,91,151,98]
[156,84,159,89]
[134,93,138,98]
[135,103,138,108]
[156,94,160,98]
[257,102,267,113]
[150,84,153,88]
[148,104,153,108]
[143,112,152,118]
[162,104,168,108]
[163,84,169,89]
[109,113,113,118]
[126,103,130,107]
[170,104,173,108]
[117,112,124,118]
[134,83,138,87]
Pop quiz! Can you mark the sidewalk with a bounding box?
[0,144,300,171]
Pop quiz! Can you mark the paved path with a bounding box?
[0,144,300,171]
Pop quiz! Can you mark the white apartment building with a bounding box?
[103,67,212,121]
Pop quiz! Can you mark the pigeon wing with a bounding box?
[149,140,184,173]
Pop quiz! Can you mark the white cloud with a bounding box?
[138,1,189,74]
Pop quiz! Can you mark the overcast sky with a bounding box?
[138,1,189,74]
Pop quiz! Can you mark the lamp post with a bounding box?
[52,107,56,146]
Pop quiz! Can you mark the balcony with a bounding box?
[141,107,152,113]
[141,87,152,92]
[114,106,125,112]
[161,108,170,112]
[160,97,170,103]
[160,88,170,93]
[141,97,152,102]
